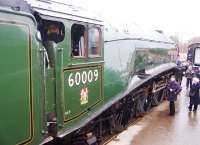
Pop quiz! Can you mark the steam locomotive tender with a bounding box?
[0,0,178,145]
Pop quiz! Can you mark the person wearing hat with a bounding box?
[188,77,200,111]
[167,76,182,115]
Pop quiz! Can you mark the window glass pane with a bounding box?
[194,48,200,64]
[71,24,86,57]
[88,27,101,56]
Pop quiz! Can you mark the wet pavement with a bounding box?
[107,77,200,145]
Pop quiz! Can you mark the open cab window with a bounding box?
[71,24,86,58]
[37,19,65,43]
[71,23,102,58]
[35,18,65,68]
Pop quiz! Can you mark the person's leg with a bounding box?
[194,105,198,111]
[189,105,192,111]
[186,78,189,88]
[169,102,171,114]
[189,78,192,89]
[170,101,175,115]
[172,101,175,114]
[188,100,192,111]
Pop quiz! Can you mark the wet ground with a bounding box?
[107,77,200,145]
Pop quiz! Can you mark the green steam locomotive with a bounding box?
[0,0,178,145]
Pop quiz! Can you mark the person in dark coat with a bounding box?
[185,65,194,89]
[167,76,182,115]
[188,77,200,111]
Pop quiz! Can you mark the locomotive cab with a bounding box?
[0,0,104,144]
[28,0,104,143]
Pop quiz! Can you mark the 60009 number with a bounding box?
[68,69,99,87]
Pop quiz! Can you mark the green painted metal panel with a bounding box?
[63,65,103,124]
[46,68,56,113]
[0,23,32,144]
[0,9,44,145]
[104,69,126,102]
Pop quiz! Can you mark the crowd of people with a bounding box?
[166,60,200,115]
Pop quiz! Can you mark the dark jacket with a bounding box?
[185,69,194,79]
[167,81,182,101]
[189,83,200,105]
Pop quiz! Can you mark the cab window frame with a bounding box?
[70,22,102,59]
[71,23,87,58]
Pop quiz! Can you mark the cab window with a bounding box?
[71,24,86,57]
[38,20,65,43]
[88,27,101,57]
[36,19,65,68]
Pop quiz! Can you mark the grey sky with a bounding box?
[56,0,200,41]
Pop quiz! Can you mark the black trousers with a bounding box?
[186,78,192,89]
[188,104,198,111]
[169,101,175,115]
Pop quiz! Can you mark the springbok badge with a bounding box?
[80,87,88,105]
